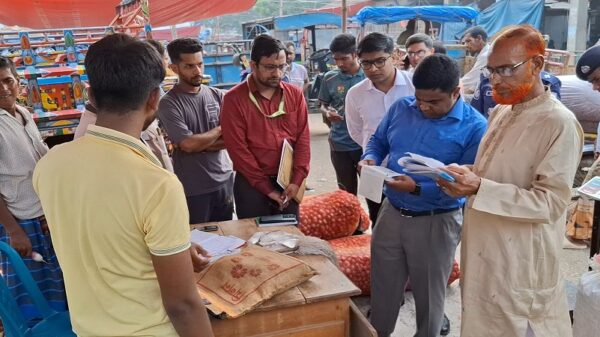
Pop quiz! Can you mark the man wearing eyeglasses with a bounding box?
[345,32,415,225]
[439,25,583,337]
[471,70,561,118]
[221,34,310,219]
[460,26,490,100]
[158,38,234,224]
[318,34,365,197]
[404,33,435,72]
[360,54,487,337]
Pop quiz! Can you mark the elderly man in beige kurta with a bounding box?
[439,25,583,337]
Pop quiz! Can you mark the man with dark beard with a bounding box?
[221,34,310,218]
[158,38,234,224]
[438,25,583,337]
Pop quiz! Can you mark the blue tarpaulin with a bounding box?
[353,6,479,26]
[274,13,341,31]
[476,0,544,37]
[442,0,544,42]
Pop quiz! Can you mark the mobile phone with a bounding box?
[200,225,219,232]
[256,214,297,225]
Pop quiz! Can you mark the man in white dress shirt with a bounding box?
[345,32,415,224]
[461,26,490,100]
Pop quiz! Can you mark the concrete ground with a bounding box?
[304,113,591,337]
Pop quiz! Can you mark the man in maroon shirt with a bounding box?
[221,34,310,218]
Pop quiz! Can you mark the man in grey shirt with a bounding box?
[158,38,234,223]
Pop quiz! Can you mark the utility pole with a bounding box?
[342,0,347,33]
[279,0,283,16]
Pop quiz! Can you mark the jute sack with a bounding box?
[197,245,317,318]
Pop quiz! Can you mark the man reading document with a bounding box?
[360,54,486,337]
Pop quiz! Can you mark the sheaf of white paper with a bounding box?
[358,165,401,203]
[190,229,245,260]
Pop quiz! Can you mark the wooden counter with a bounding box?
[191,219,366,337]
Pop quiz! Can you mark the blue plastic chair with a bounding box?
[0,241,75,337]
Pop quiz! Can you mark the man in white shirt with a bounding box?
[345,32,415,224]
[461,26,490,99]
[285,43,309,91]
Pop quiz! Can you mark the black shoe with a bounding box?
[440,314,450,336]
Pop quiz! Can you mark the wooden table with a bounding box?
[191,219,367,337]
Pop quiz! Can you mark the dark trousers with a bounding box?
[330,149,363,195]
[233,174,299,219]
[186,176,234,224]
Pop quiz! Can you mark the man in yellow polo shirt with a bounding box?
[33,34,213,337]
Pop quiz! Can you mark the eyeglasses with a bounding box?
[259,63,288,73]
[407,50,428,58]
[359,56,391,69]
[482,58,533,78]
[247,80,286,118]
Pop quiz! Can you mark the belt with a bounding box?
[395,207,460,218]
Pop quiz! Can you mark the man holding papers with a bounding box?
[439,26,583,337]
[221,34,310,218]
[359,54,486,337]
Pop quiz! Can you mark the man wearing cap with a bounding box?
[576,44,600,92]
[576,45,600,158]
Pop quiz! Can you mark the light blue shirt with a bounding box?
[363,96,487,211]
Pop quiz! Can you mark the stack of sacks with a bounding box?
[299,190,370,240]
[299,190,371,294]
[328,235,372,294]
[299,190,461,295]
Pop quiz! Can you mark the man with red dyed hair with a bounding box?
[439,25,583,337]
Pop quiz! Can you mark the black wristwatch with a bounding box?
[410,183,421,196]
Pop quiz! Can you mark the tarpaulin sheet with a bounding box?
[274,13,341,31]
[151,26,202,41]
[353,6,479,26]
[441,0,544,43]
[0,0,256,29]
[475,0,544,37]
[306,1,375,17]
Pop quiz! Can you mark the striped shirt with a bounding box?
[0,105,47,219]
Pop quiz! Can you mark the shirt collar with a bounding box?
[366,68,408,91]
[477,44,491,57]
[339,67,364,79]
[86,124,162,167]
[409,95,465,121]
[0,104,27,117]
[511,87,552,112]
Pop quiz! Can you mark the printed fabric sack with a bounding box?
[196,245,317,318]
[299,190,370,240]
[329,235,372,295]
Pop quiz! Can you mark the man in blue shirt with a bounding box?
[471,71,561,118]
[319,34,365,195]
[360,54,487,337]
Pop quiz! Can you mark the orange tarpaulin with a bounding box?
[0,0,256,29]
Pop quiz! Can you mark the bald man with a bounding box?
[439,25,582,337]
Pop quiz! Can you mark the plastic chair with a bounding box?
[0,241,75,337]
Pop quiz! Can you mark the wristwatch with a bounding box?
[410,183,421,196]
